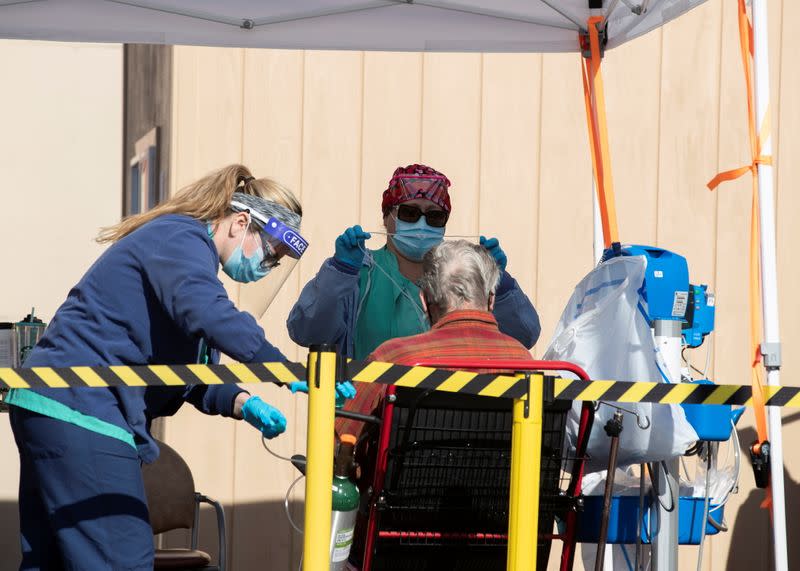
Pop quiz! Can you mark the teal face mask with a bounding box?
[391,217,445,262]
[222,242,270,283]
[210,220,271,283]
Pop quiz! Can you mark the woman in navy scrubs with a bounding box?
[7,164,310,570]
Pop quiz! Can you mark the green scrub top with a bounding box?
[353,247,430,359]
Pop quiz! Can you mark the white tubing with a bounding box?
[752,1,788,569]
[696,450,711,571]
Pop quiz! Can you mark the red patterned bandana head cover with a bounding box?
[381,164,452,216]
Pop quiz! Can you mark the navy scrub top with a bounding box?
[20,214,285,463]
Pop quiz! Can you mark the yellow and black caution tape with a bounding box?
[347,360,800,407]
[0,362,305,390]
[1,360,798,408]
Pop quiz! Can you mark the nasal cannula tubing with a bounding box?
[356,231,483,327]
[262,434,292,462]
[262,436,305,534]
[356,243,427,327]
[285,475,305,535]
[366,230,482,240]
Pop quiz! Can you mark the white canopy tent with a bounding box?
[0,1,786,570]
[1,0,705,52]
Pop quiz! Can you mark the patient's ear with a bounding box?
[420,291,440,325]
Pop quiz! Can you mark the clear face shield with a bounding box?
[239,215,309,320]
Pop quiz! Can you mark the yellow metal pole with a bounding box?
[507,374,544,571]
[303,345,338,570]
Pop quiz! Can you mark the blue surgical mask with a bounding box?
[223,244,270,283]
[391,217,445,262]
[216,219,271,283]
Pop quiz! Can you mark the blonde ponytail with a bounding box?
[98,164,301,243]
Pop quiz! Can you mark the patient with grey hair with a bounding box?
[336,238,533,435]
[337,239,537,569]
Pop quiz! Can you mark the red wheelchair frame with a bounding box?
[358,359,594,571]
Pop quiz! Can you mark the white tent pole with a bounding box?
[652,321,681,571]
[751,1,788,569]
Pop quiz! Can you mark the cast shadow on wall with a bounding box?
[0,499,304,571]
[725,412,800,570]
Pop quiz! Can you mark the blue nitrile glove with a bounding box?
[480,236,508,272]
[334,225,371,269]
[241,396,287,439]
[288,381,357,401]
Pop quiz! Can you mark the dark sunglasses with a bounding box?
[394,204,449,228]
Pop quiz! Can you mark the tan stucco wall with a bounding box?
[163,0,800,569]
[0,40,122,568]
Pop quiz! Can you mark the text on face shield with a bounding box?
[283,230,308,256]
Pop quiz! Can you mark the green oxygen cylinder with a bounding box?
[330,433,360,570]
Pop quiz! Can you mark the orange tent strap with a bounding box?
[749,184,769,443]
[582,16,619,248]
[706,166,753,191]
[581,60,602,199]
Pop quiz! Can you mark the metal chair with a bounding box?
[142,439,227,571]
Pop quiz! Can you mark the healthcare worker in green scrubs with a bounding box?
[287,163,541,358]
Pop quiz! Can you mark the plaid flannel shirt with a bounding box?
[335,309,533,438]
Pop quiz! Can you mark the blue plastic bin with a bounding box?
[675,497,725,545]
[575,496,649,544]
[576,495,724,545]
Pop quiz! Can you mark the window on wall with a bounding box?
[123,45,172,218]
[126,127,161,216]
